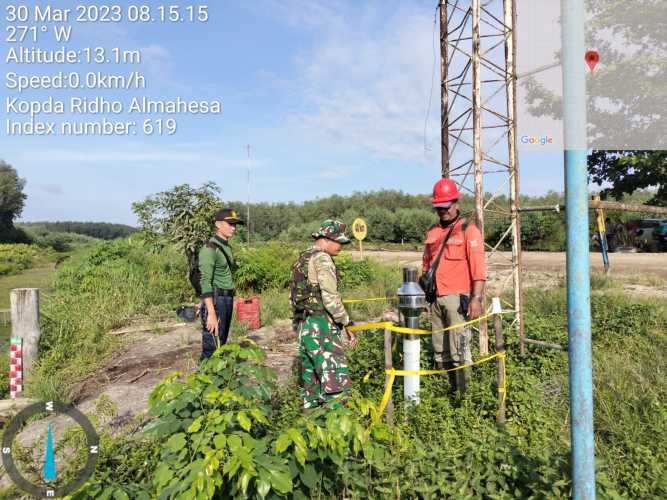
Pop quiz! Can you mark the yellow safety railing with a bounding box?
[345,306,509,419]
[379,351,506,416]
[343,297,394,304]
[347,312,494,335]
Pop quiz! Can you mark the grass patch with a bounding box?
[29,239,191,403]
[621,272,667,288]
[0,264,56,309]
[590,272,622,290]
[0,244,57,277]
[256,287,290,326]
[6,237,666,498]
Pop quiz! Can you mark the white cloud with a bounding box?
[263,0,346,32]
[13,144,263,170]
[138,44,177,85]
[273,1,442,163]
[141,44,171,60]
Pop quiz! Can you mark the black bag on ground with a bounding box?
[419,219,460,304]
[176,305,197,322]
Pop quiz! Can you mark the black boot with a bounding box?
[456,368,471,395]
[445,362,457,394]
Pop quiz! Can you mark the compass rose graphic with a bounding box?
[2,400,99,498]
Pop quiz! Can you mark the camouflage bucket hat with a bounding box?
[311,219,351,244]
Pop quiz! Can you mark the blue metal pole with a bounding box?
[561,1,596,499]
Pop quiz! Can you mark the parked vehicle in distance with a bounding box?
[653,221,667,251]
[630,219,667,251]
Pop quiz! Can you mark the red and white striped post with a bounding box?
[9,337,23,399]
[9,288,42,398]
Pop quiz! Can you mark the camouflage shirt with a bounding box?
[307,246,350,326]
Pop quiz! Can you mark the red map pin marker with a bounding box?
[585,50,600,73]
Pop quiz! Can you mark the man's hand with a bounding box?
[206,312,219,335]
[467,296,482,320]
[346,328,358,348]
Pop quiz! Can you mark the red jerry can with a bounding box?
[235,297,261,330]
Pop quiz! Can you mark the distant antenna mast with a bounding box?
[246,144,251,247]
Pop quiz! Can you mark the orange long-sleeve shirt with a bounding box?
[422,218,486,296]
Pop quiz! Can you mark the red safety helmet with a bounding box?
[431,178,461,207]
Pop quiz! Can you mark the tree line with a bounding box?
[19,221,137,240]
[2,151,663,251]
[229,190,572,250]
[131,182,575,251]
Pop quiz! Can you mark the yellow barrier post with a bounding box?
[352,218,367,260]
[383,326,394,425]
[492,297,506,425]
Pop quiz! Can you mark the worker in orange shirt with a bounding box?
[422,178,486,394]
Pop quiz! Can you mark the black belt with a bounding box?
[214,288,235,297]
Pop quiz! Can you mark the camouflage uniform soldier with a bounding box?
[290,220,357,410]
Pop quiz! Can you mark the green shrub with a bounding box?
[0,243,55,276]
[13,239,666,498]
[234,244,398,296]
[235,242,299,292]
[32,239,191,402]
[76,343,396,499]
[521,212,566,251]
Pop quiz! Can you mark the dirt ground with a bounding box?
[352,250,667,279]
[354,249,667,298]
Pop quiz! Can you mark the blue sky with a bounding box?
[2,0,564,225]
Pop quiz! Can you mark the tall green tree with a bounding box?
[588,151,666,206]
[0,161,28,242]
[132,182,222,254]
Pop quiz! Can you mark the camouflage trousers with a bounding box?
[298,314,351,410]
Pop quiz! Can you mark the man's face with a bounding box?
[326,240,343,256]
[435,201,459,222]
[216,220,237,239]
[318,238,343,256]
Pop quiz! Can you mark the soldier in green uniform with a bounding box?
[290,220,357,410]
[198,208,243,360]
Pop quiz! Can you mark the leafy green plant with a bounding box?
[0,243,55,276]
[72,342,397,499]
[234,242,299,292]
[132,182,222,255]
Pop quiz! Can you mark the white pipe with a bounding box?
[403,335,420,403]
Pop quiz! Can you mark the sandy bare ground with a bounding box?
[351,250,667,278]
[352,249,667,300]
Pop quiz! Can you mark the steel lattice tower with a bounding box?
[439,0,524,354]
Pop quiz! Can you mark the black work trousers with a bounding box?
[200,293,234,360]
